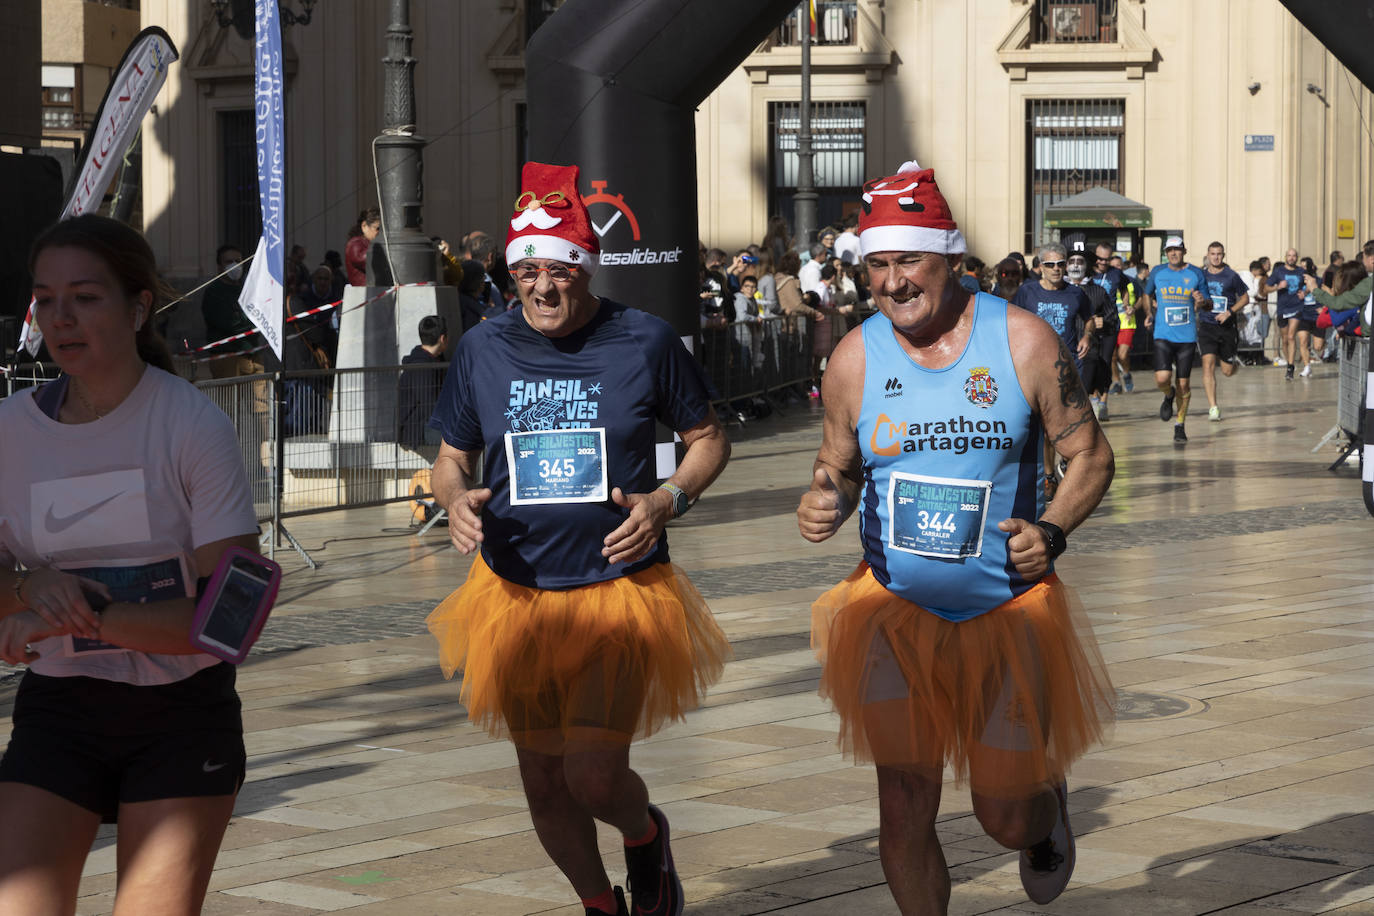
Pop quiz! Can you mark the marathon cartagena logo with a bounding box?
[868,412,1014,457]
[582,179,684,267]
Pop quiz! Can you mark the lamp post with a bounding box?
[211,0,316,42]
[793,2,818,253]
[369,0,436,285]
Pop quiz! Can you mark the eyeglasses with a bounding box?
[1041,260,1067,269]
[510,263,580,283]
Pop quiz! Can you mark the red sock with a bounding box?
[624,816,658,847]
[581,888,618,914]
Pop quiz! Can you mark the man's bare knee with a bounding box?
[517,749,569,812]
[971,790,1051,850]
[562,749,631,815]
[876,765,942,828]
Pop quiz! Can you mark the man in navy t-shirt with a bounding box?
[1009,243,1094,368]
[1267,247,1313,379]
[427,162,731,916]
[1196,242,1250,421]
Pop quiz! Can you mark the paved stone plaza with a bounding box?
[3,364,1371,914]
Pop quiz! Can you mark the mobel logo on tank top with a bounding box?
[582,179,684,267]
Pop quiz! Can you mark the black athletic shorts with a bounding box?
[0,663,244,823]
[1079,354,1112,396]
[1297,318,1318,334]
[1152,339,1197,378]
[1196,320,1238,360]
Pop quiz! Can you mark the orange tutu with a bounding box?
[812,564,1114,799]
[427,556,730,755]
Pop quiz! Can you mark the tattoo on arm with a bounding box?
[1054,342,1090,410]
[1050,411,1094,447]
[1049,340,1095,447]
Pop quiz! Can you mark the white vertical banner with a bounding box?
[18,27,178,355]
[237,0,286,359]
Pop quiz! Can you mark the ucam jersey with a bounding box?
[430,299,713,590]
[1144,263,1207,343]
[856,294,1044,621]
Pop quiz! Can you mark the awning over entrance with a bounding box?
[1043,187,1152,229]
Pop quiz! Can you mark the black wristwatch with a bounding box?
[1035,520,1067,560]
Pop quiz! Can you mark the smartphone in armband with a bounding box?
[190,547,281,663]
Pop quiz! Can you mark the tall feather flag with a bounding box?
[809,0,817,36]
[236,0,286,359]
[18,27,179,356]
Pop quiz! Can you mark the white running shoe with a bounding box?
[1273,357,1288,367]
[1300,365,1312,378]
[1209,406,1221,422]
[1020,781,1076,905]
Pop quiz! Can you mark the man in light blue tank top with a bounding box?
[797,161,1116,914]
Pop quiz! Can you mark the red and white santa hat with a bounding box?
[858,159,966,258]
[505,161,600,274]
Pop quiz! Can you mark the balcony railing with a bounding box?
[1031,0,1118,44]
[775,1,858,47]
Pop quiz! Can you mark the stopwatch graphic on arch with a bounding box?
[581,179,642,243]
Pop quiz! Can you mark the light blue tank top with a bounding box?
[856,294,1045,621]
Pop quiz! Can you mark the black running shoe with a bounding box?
[1174,423,1187,444]
[586,887,628,916]
[624,806,683,916]
[1159,391,1175,422]
[1285,365,1295,381]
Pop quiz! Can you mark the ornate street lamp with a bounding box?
[210,0,317,41]
[371,0,436,285]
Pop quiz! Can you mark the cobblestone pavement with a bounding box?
[3,364,1372,915]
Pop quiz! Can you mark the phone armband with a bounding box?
[189,547,281,664]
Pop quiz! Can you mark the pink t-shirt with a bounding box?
[0,366,258,685]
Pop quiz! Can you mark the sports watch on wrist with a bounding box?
[657,482,692,519]
[1034,520,1067,560]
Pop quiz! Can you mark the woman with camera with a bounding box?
[0,215,260,914]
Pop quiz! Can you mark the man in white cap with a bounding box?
[426,161,731,916]
[1142,236,1208,443]
[796,160,1116,913]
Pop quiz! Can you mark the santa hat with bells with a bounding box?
[858,159,966,258]
[505,161,600,275]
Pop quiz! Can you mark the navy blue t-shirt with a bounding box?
[1009,280,1093,352]
[1089,266,1128,305]
[1267,264,1310,319]
[429,300,714,589]
[1198,265,1249,325]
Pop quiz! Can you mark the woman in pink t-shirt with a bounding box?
[0,215,259,913]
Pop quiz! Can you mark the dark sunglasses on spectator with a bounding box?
[1041,260,1067,268]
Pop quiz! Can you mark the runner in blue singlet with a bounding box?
[797,161,1115,915]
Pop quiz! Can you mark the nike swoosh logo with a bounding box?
[45,492,125,534]
[202,761,227,773]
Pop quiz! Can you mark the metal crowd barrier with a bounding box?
[698,314,815,404]
[191,363,448,529]
[1336,336,1368,440]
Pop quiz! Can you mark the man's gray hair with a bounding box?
[1038,242,1067,261]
